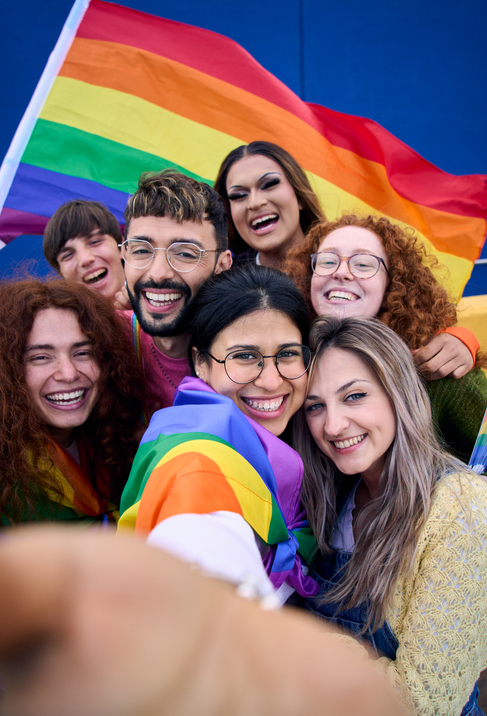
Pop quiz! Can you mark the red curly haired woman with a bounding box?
[0,279,144,526]
[286,214,487,463]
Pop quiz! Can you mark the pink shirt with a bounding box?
[120,311,190,413]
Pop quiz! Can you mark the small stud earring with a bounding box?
[196,371,200,377]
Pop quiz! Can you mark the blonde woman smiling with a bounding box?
[293,316,487,716]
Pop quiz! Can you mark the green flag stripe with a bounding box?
[21,119,211,193]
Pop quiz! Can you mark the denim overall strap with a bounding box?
[304,549,398,659]
[304,549,483,715]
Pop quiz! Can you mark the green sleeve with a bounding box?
[425,369,487,464]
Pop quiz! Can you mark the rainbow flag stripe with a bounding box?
[1,0,486,298]
[469,407,487,475]
[118,377,318,592]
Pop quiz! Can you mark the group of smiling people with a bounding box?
[0,141,486,716]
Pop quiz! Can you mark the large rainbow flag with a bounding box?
[0,0,486,299]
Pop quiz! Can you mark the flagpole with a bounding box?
[0,0,91,223]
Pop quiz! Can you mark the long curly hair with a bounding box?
[285,214,457,350]
[214,141,325,256]
[0,279,145,522]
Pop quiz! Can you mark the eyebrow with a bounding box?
[228,171,282,190]
[24,340,92,353]
[126,235,205,249]
[320,248,378,256]
[225,341,302,352]
[306,378,371,401]
[59,230,104,252]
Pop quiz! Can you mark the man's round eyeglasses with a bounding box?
[310,252,390,279]
[119,240,222,272]
[202,345,312,384]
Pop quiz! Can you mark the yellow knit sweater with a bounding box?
[379,471,487,715]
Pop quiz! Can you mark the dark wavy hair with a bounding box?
[214,141,325,255]
[286,214,458,350]
[0,279,145,522]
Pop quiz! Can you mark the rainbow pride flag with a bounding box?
[0,0,486,299]
[469,406,487,475]
[119,377,318,594]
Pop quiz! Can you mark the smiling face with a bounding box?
[195,309,308,436]
[226,155,304,260]
[124,216,232,340]
[57,230,125,300]
[24,307,101,447]
[310,226,389,319]
[305,347,396,485]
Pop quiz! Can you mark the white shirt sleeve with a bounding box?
[146,510,277,599]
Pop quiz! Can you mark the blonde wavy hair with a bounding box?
[293,315,466,630]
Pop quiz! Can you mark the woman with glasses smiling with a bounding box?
[119,264,320,604]
[286,214,487,465]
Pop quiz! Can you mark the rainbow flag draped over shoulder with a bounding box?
[0,0,486,299]
[119,377,318,596]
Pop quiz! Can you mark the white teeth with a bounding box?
[145,292,182,305]
[244,396,284,412]
[251,214,278,228]
[333,434,366,449]
[84,268,107,283]
[45,389,85,405]
[326,290,358,302]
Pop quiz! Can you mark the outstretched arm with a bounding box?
[412,328,477,380]
[0,527,405,716]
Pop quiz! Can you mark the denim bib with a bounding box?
[303,549,482,716]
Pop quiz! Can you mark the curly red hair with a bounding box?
[285,214,458,350]
[0,279,145,523]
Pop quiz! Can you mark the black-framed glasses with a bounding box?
[119,240,222,272]
[203,345,312,384]
[310,252,390,279]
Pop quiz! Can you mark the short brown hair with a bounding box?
[124,170,229,250]
[43,200,122,271]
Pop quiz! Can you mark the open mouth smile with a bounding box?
[325,290,358,302]
[242,395,285,412]
[45,389,88,406]
[144,291,183,308]
[331,434,366,449]
[83,268,107,285]
[250,214,279,234]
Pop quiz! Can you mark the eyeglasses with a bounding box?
[310,252,390,279]
[119,240,222,272]
[203,345,312,384]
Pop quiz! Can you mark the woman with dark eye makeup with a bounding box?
[214,141,324,270]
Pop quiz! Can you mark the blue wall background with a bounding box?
[1,0,486,293]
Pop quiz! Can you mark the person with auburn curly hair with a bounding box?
[286,214,487,463]
[0,279,145,526]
